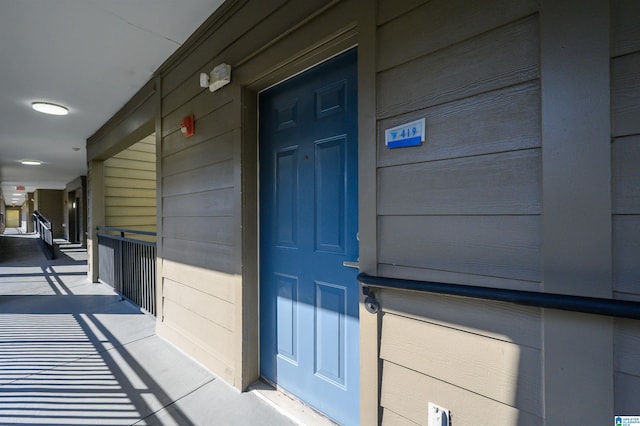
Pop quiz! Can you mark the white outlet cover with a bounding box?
[428,402,450,426]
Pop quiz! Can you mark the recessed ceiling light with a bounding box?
[21,160,42,166]
[32,102,68,116]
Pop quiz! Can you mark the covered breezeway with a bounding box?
[0,230,300,426]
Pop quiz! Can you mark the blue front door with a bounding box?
[259,49,359,425]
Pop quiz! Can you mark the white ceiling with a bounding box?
[0,0,225,206]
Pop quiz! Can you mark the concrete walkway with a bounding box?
[0,230,297,426]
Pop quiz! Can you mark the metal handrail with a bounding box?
[32,210,55,258]
[357,273,640,320]
[32,210,52,229]
[97,225,157,315]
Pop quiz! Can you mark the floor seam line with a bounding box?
[130,377,218,425]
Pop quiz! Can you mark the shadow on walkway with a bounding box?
[0,232,295,426]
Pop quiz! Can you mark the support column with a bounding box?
[540,0,613,423]
[357,0,379,423]
[87,160,105,283]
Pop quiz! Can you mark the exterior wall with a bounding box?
[611,0,640,414]
[86,79,156,284]
[87,0,637,423]
[65,176,87,246]
[34,189,64,238]
[25,192,34,233]
[103,135,157,234]
[376,1,543,423]
[154,0,361,389]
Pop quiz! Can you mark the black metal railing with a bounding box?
[97,226,157,316]
[357,273,640,320]
[33,210,55,259]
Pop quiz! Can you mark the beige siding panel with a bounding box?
[162,160,234,198]
[381,361,542,425]
[379,149,541,215]
[163,216,233,246]
[378,215,541,282]
[104,167,156,180]
[378,287,541,348]
[105,206,156,217]
[157,321,234,384]
[163,188,234,218]
[105,197,156,207]
[162,259,234,303]
[104,216,155,227]
[162,298,233,363]
[613,216,640,295]
[377,15,539,119]
[613,135,640,214]
[104,157,156,171]
[162,109,238,158]
[611,0,640,57]
[379,263,541,292]
[378,81,540,167]
[612,52,640,137]
[128,139,156,153]
[163,278,234,331]
[377,0,537,71]
[615,372,640,414]
[112,149,155,162]
[163,131,234,178]
[104,177,156,190]
[163,237,233,273]
[380,408,419,426]
[381,313,542,415]
[104,187,156,199]
[104,134,157,231]
[377,0,426,25]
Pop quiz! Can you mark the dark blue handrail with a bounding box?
[357,273,640,320]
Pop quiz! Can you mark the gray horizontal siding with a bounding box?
[379,149,541,215]
[612,0,640,416]
[377,15,539,119]
[375,3,542,424]
[379,215,541,282]
[377,0,536,71]
[378,81,541,167]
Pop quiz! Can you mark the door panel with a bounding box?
[315,136,346,254]
[275,147,299,248]
[260,49,359,426]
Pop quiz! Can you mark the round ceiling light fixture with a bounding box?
[32,102,69,116]
[20,160,42,166]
